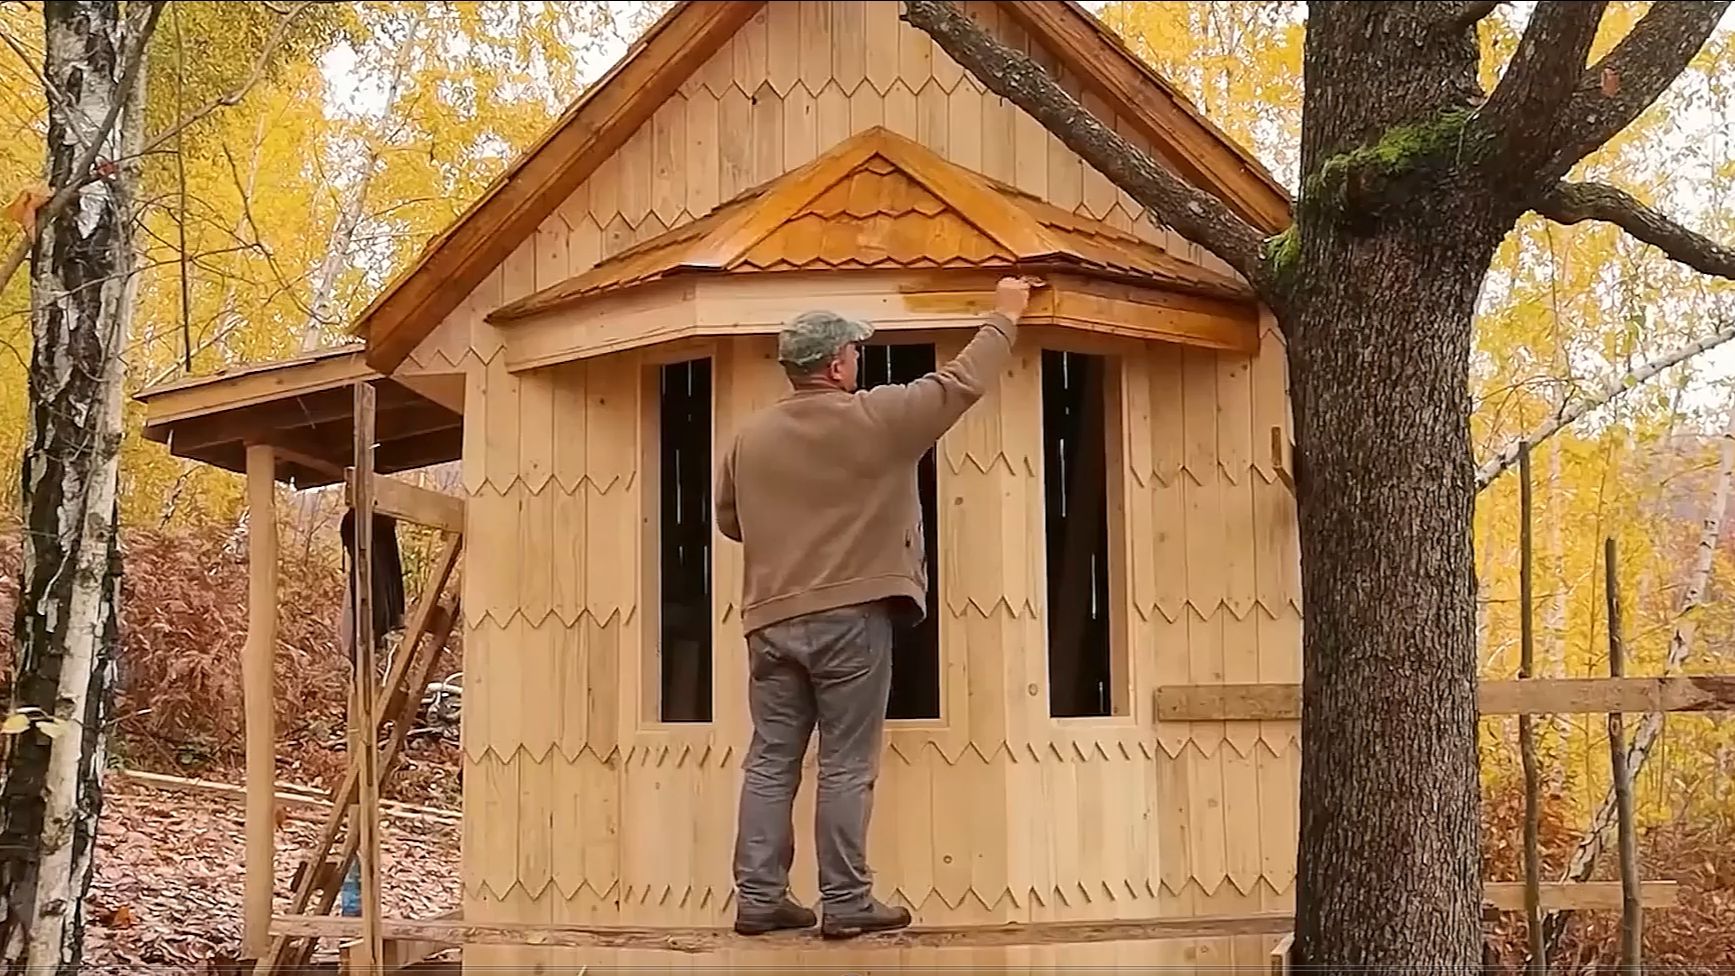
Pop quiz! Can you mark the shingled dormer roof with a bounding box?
[353,0,1291,374]
[488,126,1250,324]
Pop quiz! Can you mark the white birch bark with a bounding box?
[0,3,150,973]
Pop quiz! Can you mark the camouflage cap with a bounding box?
[777,310,874,372]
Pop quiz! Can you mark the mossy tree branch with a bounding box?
[900,0,1280,303]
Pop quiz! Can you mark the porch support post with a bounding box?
[243,443,279,958]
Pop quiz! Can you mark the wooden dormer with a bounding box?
[487,126,1259,372]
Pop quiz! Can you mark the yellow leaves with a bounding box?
[3,182,51,236]
[1,707,67,740]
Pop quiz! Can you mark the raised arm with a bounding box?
[859,276,1037,455]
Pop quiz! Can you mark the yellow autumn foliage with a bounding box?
[1099,1,1735,829]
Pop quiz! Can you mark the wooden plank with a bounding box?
[114,767,461,825]
[243,445,277,960]
[1484,881,1676,912]
[1155,676,1735,722]
[350,381,383,971]
[272,911,1297,952]
[372,478,465,534]
[1269,933,1292,976]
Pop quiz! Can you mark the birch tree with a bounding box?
[904,0,1735,969]
[0,2,159,974]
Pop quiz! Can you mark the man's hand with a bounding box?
[994,275,1044,320]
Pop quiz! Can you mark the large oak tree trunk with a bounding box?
[0,3,141,973]
[1289,221,1497,970]
[1287,7,1497,967]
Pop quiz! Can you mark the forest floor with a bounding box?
[82,766,461,975]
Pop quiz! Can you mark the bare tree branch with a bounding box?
[900,0,1274,296]
[0,0,164,294]
[1472,1,1609,167]
[1544,0,1732,178]
[1475,320,1735,491]
[1536,181,1735,280]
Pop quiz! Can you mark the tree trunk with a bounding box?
[1288,5,1495,969]
[0,3,141,973]
[902,0,1732,969]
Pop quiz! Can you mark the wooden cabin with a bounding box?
[135,2,1309,971]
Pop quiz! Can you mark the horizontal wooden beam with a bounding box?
[1483,881,1677,911]
[1155,676,1735,722]
[273,911,1294,953]
[370,477,465,534]
[276,882,1676,956]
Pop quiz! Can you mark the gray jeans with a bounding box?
[732,601,894,914]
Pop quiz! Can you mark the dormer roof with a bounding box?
[489,127,1250,324]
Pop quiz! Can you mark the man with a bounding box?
[714,275,1038,939]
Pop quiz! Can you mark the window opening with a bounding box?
[1041,349,1114,717]
[658,358,713,722]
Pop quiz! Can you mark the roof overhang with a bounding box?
[496,267,1259,374]
[347,0,1293,378]
[135,346,465,488]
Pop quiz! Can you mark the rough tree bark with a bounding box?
[0,3,157,974]
[904,0,1735,968]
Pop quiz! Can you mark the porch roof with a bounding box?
[134,345,463,488]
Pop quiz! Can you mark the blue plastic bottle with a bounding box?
[340,861,361,917]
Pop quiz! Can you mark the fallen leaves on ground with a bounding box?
[83,773,460,975]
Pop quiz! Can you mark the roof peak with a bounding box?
[357,0,1288,373]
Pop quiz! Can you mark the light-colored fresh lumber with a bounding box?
[1154,675,1735,722]
[272,911,1296,953]
[1483,881,1676,912]
[350,381,383,972]
[1269,932,1293,976]
[243,444,277,960]
[371,476,465,534]
[113,768,461,824]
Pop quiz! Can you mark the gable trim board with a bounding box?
[352,0,1293,376]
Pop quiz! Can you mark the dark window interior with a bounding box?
[1041,349,1114,717]
[658,358,713,722]
[859,342,942,720]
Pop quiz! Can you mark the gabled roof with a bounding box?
[354,0,1292,374]
[488,126,1250,324]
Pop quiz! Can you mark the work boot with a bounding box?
[733,896,817,935]
[820,898,912,939]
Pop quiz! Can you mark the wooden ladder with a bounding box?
[255,533,464,976]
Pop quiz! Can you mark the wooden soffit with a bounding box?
[135,346,463,488]
[500,268,1258,373]
[349,0,1291,377]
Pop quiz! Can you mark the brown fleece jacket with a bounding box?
[715,312,1017,635]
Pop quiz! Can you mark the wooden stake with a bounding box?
[242,444,277,961]
[1518,442,1545,976]
[350,381,383,972]
[1604,537,1641,975]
